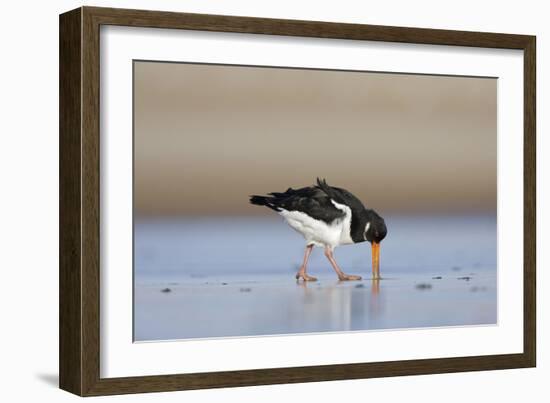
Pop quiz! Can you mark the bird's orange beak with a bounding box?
[371,242,381,280]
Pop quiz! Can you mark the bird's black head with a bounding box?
[364,212,387,244]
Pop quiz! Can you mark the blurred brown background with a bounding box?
[134,61,496,216]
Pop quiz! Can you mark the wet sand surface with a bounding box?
[135,272,496,341]
[134,216,497,341]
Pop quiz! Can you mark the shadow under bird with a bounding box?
[250,178,387,281]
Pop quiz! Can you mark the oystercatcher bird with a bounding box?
[250,178,387,281]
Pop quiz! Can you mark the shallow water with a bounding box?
[134,215,497,341]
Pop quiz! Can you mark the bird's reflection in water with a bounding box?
[369,279,381,319]
[294,279,383,332]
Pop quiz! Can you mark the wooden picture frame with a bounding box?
[59,6,536,396]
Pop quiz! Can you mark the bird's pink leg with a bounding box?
[324,247,362,281]
[296,244,317,282]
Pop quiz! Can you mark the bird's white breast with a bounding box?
[278,200,354,248]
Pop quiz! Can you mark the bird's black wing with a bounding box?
[250,186,346,224]
[315,178,367,211]
[314,178,371,243]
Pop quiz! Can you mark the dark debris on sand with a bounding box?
[355,284,365,289]
[432,276,443,280]
[457,276,472,281]
[415,283,432,290]
[239,287,252,293]
[161,288,171,293]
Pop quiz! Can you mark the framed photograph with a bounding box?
[59,6,536,396]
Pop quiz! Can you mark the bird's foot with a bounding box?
[295,271,318,282]
[338,273,362,281]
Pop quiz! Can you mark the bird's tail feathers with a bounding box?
[249,195,281,212]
